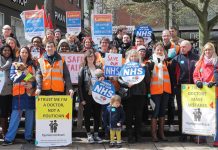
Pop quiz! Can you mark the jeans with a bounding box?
[151,92,169,118]
[5,109,34,142]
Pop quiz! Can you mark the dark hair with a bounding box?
[19,46,32,63]
[116,25,127,34]
[0,44,13,58]
[83,49,96,66]
[46,41,56,47]
[135,36,144,41]
[170,26,178,31]
[100,37,110,44]
[31,36,42,44]
[153,41,164,50]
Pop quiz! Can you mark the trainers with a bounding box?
[117,142,122,148]
[169,125,176,132]
[109,142,115,148]
[93,132,103,143]
[2,140,13,146]
[87,133,95,144]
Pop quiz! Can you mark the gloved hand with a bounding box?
[196,81,203,88]
[208,82,216,88]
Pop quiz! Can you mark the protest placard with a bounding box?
[104,53,122,77]
[134,25,153,45]
[36,96,73,147]
[0,71,5,93]
[182,84,216,136]
[66,11,81,36]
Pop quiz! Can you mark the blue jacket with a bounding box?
[104,105,125,129]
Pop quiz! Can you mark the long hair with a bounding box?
[198,42,217,65]
[17,46,32,63]
[0,44,13,58]
[83,49,96,66]
[125,49,142,64]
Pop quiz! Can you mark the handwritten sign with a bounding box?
[104,53,122,77]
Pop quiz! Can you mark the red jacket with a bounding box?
[193,59,214,83]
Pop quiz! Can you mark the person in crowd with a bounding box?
[0,45,13,139]
[118,34,132,58]
[169,26,184,46]
[104,95,125,148]
[112,25,127,48]
[57,39,71,53]
[2,47,36,146]
[82,37,95,52]
[96,37,110,67]
[162,29,180,132]
[193,42,217,144]
[135,36,144,47]
[118,50,150,143]
[42,29,56,46]
[149,42,171,142]
[171,40,199,141]
[65,33,83,52]
[6,37,19,60]
[54,28,62,44]
[35,41,74,96]
[30,36,46,60]
[0,25,20,48]
[78,50,103,143]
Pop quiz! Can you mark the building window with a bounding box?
[77,0,81,8]
[11,16,28,46]
[0,12,4,33]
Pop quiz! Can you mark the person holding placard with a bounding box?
[0,45,13,139]
[42,29,57,47]
[31,36,45,59]
[65,33,83,52]
[78,50,103,144]
[193,42,217,144]
[149,42,172,142]
[118,50,150,143]
[2,47,36,146]
[82,37,95,52]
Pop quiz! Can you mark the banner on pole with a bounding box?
[60,53,84,84]
[91,14,112,46]
[104,53,122,77]
[66,11,81,36]
[21,10,45,41]
[182,84,216,136]
[36,95,73,147]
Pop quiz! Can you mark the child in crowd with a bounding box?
[104,95,125,148]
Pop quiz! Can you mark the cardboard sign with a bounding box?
[182,84,216,136]
[36,96,73,147]
[91,14,112,46]
[66,11,81,36]
[120,62,145,84]
[92,80,115,105]
[60,53,84,84]
[21,10,45,41]
[104,53,122,77]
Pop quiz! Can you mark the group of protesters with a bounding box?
[0,24,218,148]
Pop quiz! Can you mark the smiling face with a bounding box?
[32,37,42,48]
[46,42,55,56]
[155,45,164,56]
[20,48,29,62]
[2,47,11,58]
[204,45,214,59]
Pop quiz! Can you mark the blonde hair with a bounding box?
[110,95,121,105]
[125,49,142,64]
[199,42,217,65]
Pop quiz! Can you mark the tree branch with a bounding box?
[208,13,218,31]
[202,0,210,13]
[180,0,202,19]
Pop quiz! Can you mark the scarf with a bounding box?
[204,56,213,65]
[152,53,165,80]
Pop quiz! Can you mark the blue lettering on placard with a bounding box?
[93,84,113,98]
[104,66,121,76]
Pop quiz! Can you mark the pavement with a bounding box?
[0,136,217,150]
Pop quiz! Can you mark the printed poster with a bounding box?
[182,84,216,136]
[66,11,81,36]
[36,96,73,147]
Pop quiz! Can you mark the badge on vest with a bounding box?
[111,108,116,112]
[180,60,184,64]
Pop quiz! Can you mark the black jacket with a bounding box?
[118,65,150,96]
[171,51,199,86]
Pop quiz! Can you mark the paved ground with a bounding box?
[0,136,217,150]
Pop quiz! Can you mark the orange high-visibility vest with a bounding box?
[13,65,35,96]
[150,62,171,95]
[38,57,65,92]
